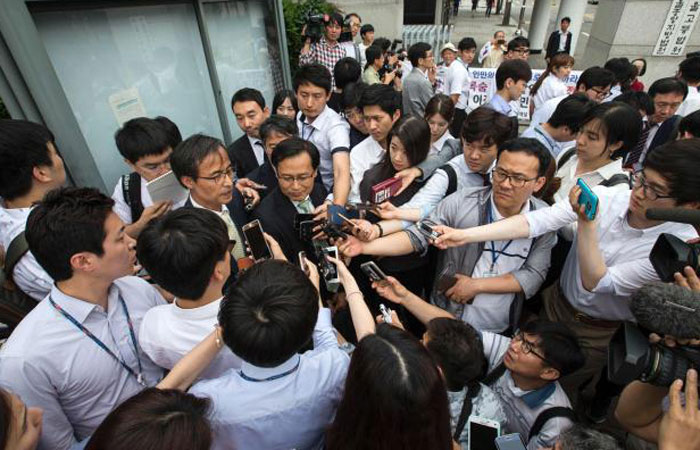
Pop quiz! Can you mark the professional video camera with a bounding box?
[302,13,328,43]
[647,208,700,282]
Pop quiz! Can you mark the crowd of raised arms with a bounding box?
[2,11,700,450]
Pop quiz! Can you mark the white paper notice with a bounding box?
[147,171,189,204]
[109,87,147,126]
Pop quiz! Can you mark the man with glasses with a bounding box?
[505,36,531,62]
[432,139,700,399]
[253,137,327,264]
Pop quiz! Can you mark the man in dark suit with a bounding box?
[227,88,270,178]
[253,137,327,265]
[246,115,298,200]
[545,17,572,61]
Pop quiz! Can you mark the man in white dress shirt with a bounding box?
[0,187,166,450]
[0,120,65,303]
[137,207,242,380]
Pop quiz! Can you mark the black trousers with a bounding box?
[450,107,467,138]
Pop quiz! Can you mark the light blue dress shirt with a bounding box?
[0,277,166,450]
[189,308,350,450]
[486,93,517,117]
[520,124,564,158]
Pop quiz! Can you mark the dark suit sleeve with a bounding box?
[565,33,572,54]
[545,32,557,58]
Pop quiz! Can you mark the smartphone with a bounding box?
[468,415,500,450]
[299,219,321,241]
[370,177,402,204]
[417,219,442,240]
[494,434,526,450]
[360,261,388,282]
[242,220,272,261]
[294,213,315,231]
[379,304,393,324]
[298,251,309,275]
[321,246,339,284]
[337,213,356,227]
[576,178,599,221]
[436,262,457,293]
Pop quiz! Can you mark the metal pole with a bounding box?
[501,0,512,26]
[515,0,527,35]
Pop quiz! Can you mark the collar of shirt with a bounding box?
[172,297,223,320]
[247,135,263,149]
[489,194,530,221]
[299,105,331,132]
[291,195,312,209]
[49,283,119,324]
[189,195,227,215]
[504,371,556,409]
[431,131,454,154]
[319,36,339,49]
[489,94,513,116]
[239,353,302,381]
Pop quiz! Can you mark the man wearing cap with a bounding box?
[436,43,458,95]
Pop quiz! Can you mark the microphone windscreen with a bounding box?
[646,208,700,226]
[631,282,700,339]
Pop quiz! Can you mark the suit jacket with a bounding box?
[648,115,680,154]
[252,182,328,264]
[402,68,434,118]
[247,161,278,201]
[546,30,571,59]
[227,135,260,178]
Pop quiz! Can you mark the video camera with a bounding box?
[646,208,700,282]
[303,13,327,43]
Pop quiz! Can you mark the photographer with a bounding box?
[299,12,346,91]
[362,45,396,86]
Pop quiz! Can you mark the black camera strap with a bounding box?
[528,407,576,442]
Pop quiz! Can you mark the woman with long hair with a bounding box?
[530,53,575,115]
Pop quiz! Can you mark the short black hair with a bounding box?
[115,117,171,164]
[580,102,642,160]
[170,134,226,185]
[358,83,401,117]
[325,12,343,27]
[458,37,477,51]
[259,115,298,143]
[548,93,595,134]
[679,110,700,138]
[576,66,615,91]
[495,59,532,90]
[344,12,361,22]
[341,82,368,111]
[604,57,636,88]
[648,77,688,100]
[425,318,486,391]
[507,36,530,52]
[231,87,266,112]
[272,89,298,115]
[334,57,362,90]
[644,139,700,205]
[136,208,228,300]
[26,187,114,282]
[521,320,585,377]
[271,136,320,170]
[561,16,571,23]
[497,137,552,178]
[461,107,514,147]
[294,63,332,94]
[360,24,374,36]
[219,260,318,367]
[408,42,432,67]
[154,116,183,149]
[425,93,455,123]
[364,45,383,68]
[0,119,56,201]
[616,91,655,116]
[679,57,700,84]
[373,37,392,53]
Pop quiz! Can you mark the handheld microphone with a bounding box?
[646,208,700,226]
[631,282,700,339]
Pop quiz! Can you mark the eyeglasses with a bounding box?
[632,172,673,201]
[492,168,538,188]
[590,87,611,100]
[653,101,683,111]
[513,332,558,369]
[279,173,314,184]
[512,48,530,55]
[198,167,235,184]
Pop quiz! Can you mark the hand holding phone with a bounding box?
[242,220,273,261]
[575,178,599,221]
[417,219,442,241]
[360,261,388,283]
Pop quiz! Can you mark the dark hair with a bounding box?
[170,134,226,184]
[408,42,432,67]
[364,45,383,70]
[497,137,552,178]
[271,136,320,169]
[604,57,636,91]
[369,116,430,184]
[558,425,622,450]
[495,59,532,90]
[359,83,402,116]
[576,66,615,91]
[679,56,700,84]
[259,115,298,143]
[648,77,688,100]
[231,87,266,111]
[461,107,514,146]
[86,388,212,450]
[581,101,642,160]
[425,318,486,391]
[530,53,575,97]
[521,320,585,377]
[679,110,700,138]
[507,36,530,52]
[643,139,700,205]
[548,93,595,134]
[326,325,453,450]
[219,260,318,367]
[0,389,10,450]
[425,93,455,123]
[458,37,477,51]
[344,12,361,22]
[272,89,298,115]
[616,91,655,116]
[373,37,392,53]
[294,63,332,94]
[561,16,571,23]
[360,24,374,36]
[25,187,114,281]
[325,12,343,27]
[0,119,56,200]
[154,116,183,149]
[341,82,368,110]
[136,208,228,300]
[632,58,648,77]
[115,117,171,164]
[334,57,362,90]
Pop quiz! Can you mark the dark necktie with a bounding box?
[624,121,650,169]
[481,172,491,187]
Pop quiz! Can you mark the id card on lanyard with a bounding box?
[486,202,513,278]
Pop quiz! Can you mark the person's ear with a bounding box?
[181,176,196,190]
[540,366,560,381]
[69,252,97,275]
[533,175,547,193]
[608,140,624,155]
[391,109,401,124]
[505,78,514,89]
[212,258,228,282]
[263,106,270,118]
[32,165,54,184]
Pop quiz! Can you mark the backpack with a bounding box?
[442,164,459,197]
[0,231,37,330]
[121,172,144,222]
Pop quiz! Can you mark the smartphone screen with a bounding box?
[469,420,499,450]
[322,246,339,282]
[243,220,272,261]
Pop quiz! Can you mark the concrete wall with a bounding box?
[333,0,404,40]
[581,0,700,85]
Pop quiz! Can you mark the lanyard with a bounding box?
[301,122,316,141]
[49,294,146,387]
[534,127,557,154]
[486,202,513,272]
[239,357,301,382]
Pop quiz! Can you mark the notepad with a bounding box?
[146,171,188,204]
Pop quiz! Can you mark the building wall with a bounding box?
[333,0,404,40]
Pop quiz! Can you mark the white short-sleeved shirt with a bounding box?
[138,298,242,380]
[447,59,471,110]
[349,136,385,203]
[532,74,568,112]
[0,205,53,301]
[297,106,351,192]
